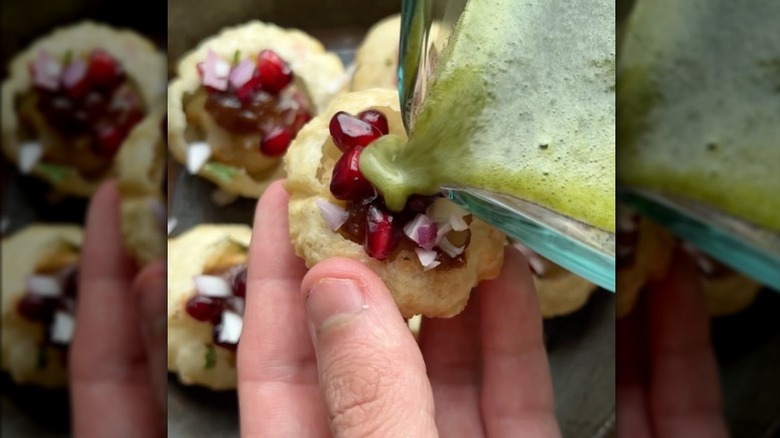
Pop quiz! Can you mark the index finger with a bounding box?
[479,246,561,437]
[69,181,161,437]
[237,180,327,436]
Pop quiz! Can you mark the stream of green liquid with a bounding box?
[361,0,616,232]
[618,0,780,232]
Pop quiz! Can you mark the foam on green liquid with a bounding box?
[361,0,616,232]
[618,0,780,231]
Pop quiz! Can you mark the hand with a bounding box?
[616,249,728,437]
[238,180,561,437]
[69,182,166,437]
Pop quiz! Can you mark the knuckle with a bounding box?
[321,345,402,435]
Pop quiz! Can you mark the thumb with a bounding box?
[301,258,438,438]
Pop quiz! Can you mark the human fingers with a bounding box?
[70,181,162,437]
[237,180,326,437]
[419,296,484,437]
[479,246,560,438]
[301,258,438,437]
[616,294,652,438]
[646,249,728,438]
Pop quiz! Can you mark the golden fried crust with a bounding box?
[117,106,166,265]
[702,273,762,317]
[167,224,251,389]
[168,21,347,198]
[285,89,505,318]
[351,15,401,91]
[1,225,82,388]
[535,264,597,318]
[1,21,166,196]
[616,218,675,318]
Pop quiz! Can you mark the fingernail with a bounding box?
[306,278,366,329]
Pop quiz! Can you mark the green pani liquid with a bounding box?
[618,0,780,231]
[361,0,616,232]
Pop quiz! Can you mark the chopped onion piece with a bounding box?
[229,59,255,89]
[62,59,88,89]
[435,222,453,246]
[404,214,438,250]
[427,198,469,231]
[186,142,212,174]
[18,141,43,174]
[31,50,61,90]
[217,311,243,344]
[167,218,178,235]
[50,311,75,345]
[315,198,348,231]
[437,237,464,258]
[26,275,62,297]
[414,248,441,271]
[202,49,230,91]
[193,275,231,297]
[512,241,548,276]
[449,215,469,232]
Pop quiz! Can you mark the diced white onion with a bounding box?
[404,214,437,250]
[414,248,440,271]
[193,275,231,297]
[26,275,62,297]
[31,50,61,90]
[437,237,464,258]
[50,311,75,345]
[229,59,255,89]
[186,142,212,174]
[426,198,470,231]
[18,141,43,174]
[201,49,230,90]
[315,198,348,231]
[217,311,243,344]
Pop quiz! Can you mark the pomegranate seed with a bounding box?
[186,296,224,323]
[121,108,144,132]
[235,70,263,101]
[87,49,124,90]
[357,109,389,135]
[93,123,125,156]
[61,59,92,100]
[260,126,293,156]
[256,50,292,94]
[364,205,401,260]
[232,266,247,297]
[17,294,57,322]
[292,110,312,133]
[330,146,375,201]
[329,111,382,152]
[62,269,78,298]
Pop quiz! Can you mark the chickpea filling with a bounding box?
[316,109,473,270]
[184,49,311,173]
[19,49,145,177]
